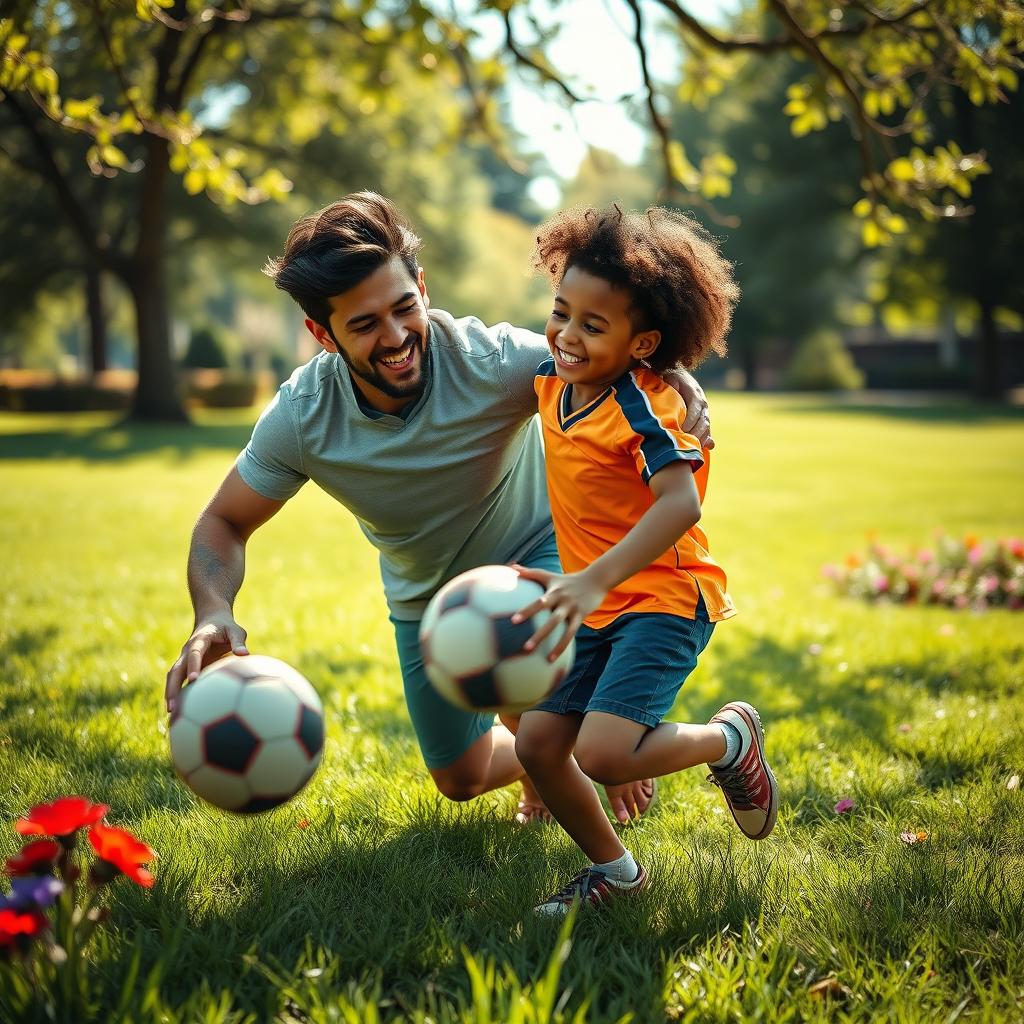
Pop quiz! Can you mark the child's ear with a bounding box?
[631,330,661,361]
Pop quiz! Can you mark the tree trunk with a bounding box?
[954,89,1004,401]
[975,300,1002,401]
[130,135,188,421]
[85,266,107,376]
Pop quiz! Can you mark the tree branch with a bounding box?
[0,90,104,262]
[501,9,581,103]
[624,0,738,225]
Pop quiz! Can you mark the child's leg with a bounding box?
[515,710,626,865]
[573,712,726,787]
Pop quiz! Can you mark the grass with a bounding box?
[1,393,1023,1022]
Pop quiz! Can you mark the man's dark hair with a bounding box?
[264,192,422,331]
[532,205,738,372]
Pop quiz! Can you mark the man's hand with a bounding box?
[165,613,249,716]
[510,565,606,661]
[664,369,714,450]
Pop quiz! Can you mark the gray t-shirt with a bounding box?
[236,310,553,620]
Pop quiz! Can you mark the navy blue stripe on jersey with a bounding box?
[560,387,613,431]
[614,371,705,483]
[537,356,558,377]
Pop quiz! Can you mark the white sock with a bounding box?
[593,849,639,885]
[709,722,742,768]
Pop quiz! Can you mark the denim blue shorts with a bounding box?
[391,530,563,769]
[531,597,715,728]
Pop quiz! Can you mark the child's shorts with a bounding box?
[530,597,715,728]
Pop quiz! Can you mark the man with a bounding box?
[165,192,715,825]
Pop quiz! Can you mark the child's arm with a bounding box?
[512,461,702,660]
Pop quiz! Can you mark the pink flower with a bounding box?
[822,564,838,580]
[834,798,855,814]
[918,549,934,564]
[932,579,947,595]
[968,546,984,566]
[873,576,890,593]
[982,575,1000,595]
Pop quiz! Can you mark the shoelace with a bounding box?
[707,765,758,810]
[548,868,608,904]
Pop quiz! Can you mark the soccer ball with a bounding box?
[169,655,324,814]
[419,565,575,714]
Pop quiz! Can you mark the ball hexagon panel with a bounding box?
[297,704,324,759]
[203,715,261,774]
[247,737,316,797]
[181,675,243,724]
[427,606,496,676]
[235,681,302,741]
[169,717,205,776]
[493,639,575,712]
[471,574,544,618]
[280,674,323,714]
[187,764,250,811]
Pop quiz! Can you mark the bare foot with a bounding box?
[604,779,657,825]
[514,776,554,826]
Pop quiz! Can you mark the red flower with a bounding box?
[88,824,157,888]
[0,907,48,946]
[5,840,61,877]
[15,797,108,838]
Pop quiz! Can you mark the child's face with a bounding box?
[545,267,659,390]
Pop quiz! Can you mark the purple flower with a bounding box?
[834,798,855,814]
[0,875,64,911]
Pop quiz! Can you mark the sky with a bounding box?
[475,0,735,206]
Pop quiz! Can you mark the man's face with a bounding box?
[306,257,430,413]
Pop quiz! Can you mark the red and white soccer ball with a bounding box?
[169,654,324,814]
[419,565,575,714]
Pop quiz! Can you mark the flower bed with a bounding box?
[824,534,1024,610]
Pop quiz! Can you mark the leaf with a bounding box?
[30,66,58,97]
[63,96,100,120]
[183,169,205,195]
[100,144,129,169]
[888,157,917,182]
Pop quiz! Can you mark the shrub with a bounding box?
[184,369,259,408]
[824,533,1024,611]
[181,324,231,369]
[782,329,865,391]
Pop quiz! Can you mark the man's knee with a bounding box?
[431,773,485,802]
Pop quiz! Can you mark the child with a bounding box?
[511,205,778,916]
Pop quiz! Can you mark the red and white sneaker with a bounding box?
[534,865,649,917]
[707,701,779,840]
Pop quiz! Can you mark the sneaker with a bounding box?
[707,701,779,840]
[534,865,649,917]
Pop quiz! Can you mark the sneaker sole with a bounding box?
[718,700,779,840]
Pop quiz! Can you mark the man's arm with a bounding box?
[165,468,285,714]
[663,369,714,450]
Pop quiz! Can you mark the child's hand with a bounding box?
[509,565,606,661]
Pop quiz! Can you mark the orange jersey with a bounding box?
[535,359,735,628]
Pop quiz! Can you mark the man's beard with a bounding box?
[340,333,427,400]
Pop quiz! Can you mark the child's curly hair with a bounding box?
[532,206,738,371]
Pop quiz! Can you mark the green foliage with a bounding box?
[1,396,1023,1020]
[182,325,231,370]
[782,329,866,391]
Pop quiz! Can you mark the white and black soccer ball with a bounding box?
[419,565,575,714]
[169,654,324,814]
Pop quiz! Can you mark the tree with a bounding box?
[2,0,1020,417]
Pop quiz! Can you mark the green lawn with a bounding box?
[1,394,1023,1023]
